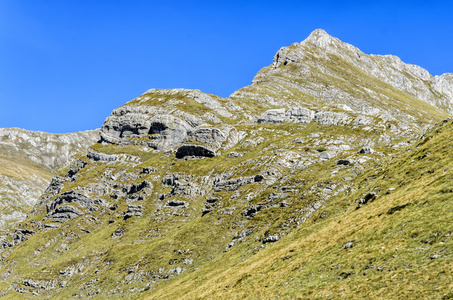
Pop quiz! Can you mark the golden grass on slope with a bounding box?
[142,121,453,300]
[0,156,52,182]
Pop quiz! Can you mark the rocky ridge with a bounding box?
[231,29,450,134]
[0,29,451,299]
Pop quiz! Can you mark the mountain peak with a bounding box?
[302,28,339,48]
[309,28,331,37]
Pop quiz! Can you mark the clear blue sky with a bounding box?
[1,1,452,133]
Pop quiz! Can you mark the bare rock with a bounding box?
[48,206,83,223]
[257,109,287,123]
[358,147,374,154]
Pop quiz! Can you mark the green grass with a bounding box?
[139,119,453,299]
[0,117,451,299]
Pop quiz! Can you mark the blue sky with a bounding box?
[1,1,452,133]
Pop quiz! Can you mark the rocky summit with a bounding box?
[0,29,452,299]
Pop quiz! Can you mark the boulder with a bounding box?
[263,234,279,243]
[356,192,377,209]
[358,147,374,154]
[227,152,243,158]
[337,159,351,166]
[165,200,188,208]
[320,151,335,160]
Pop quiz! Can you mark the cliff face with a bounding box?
[0,128,99,236]
[0,30,452,299]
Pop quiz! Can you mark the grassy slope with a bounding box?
[0,151,53,236]
[0,121,392,299]
[0,119,450,299]
[142,119,453,299]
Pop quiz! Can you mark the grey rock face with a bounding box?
[257,108,315,124]
[48,206,83,223]
[257,109,287,123]
[44,176,67,197]
[87,150,117,162]
[320,151,336,160]
[162,173,182,187]
[1,228,35,249]
[314,111,352,126]
[127,181,151,194]
[263,234,280,243]
[241,205,262,217]
[0,128,99,173]
[256,107,366,127]
[123,205,143,220]
[67,159,88,177]
[147,115,193,150]
[356,192,377,209]
[100,113,192,150]
[184,127,230,150]
[46,191,92,213]
[289,107,315,123]
[99,90,241,157]
[214,177,254,192]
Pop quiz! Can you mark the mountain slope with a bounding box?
[0,128,99,236]
[143,117,453,299]
[0,29,451,299]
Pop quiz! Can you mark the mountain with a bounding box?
[0,128,99,237]
[232,29,451,129]
[0,29,451,299]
